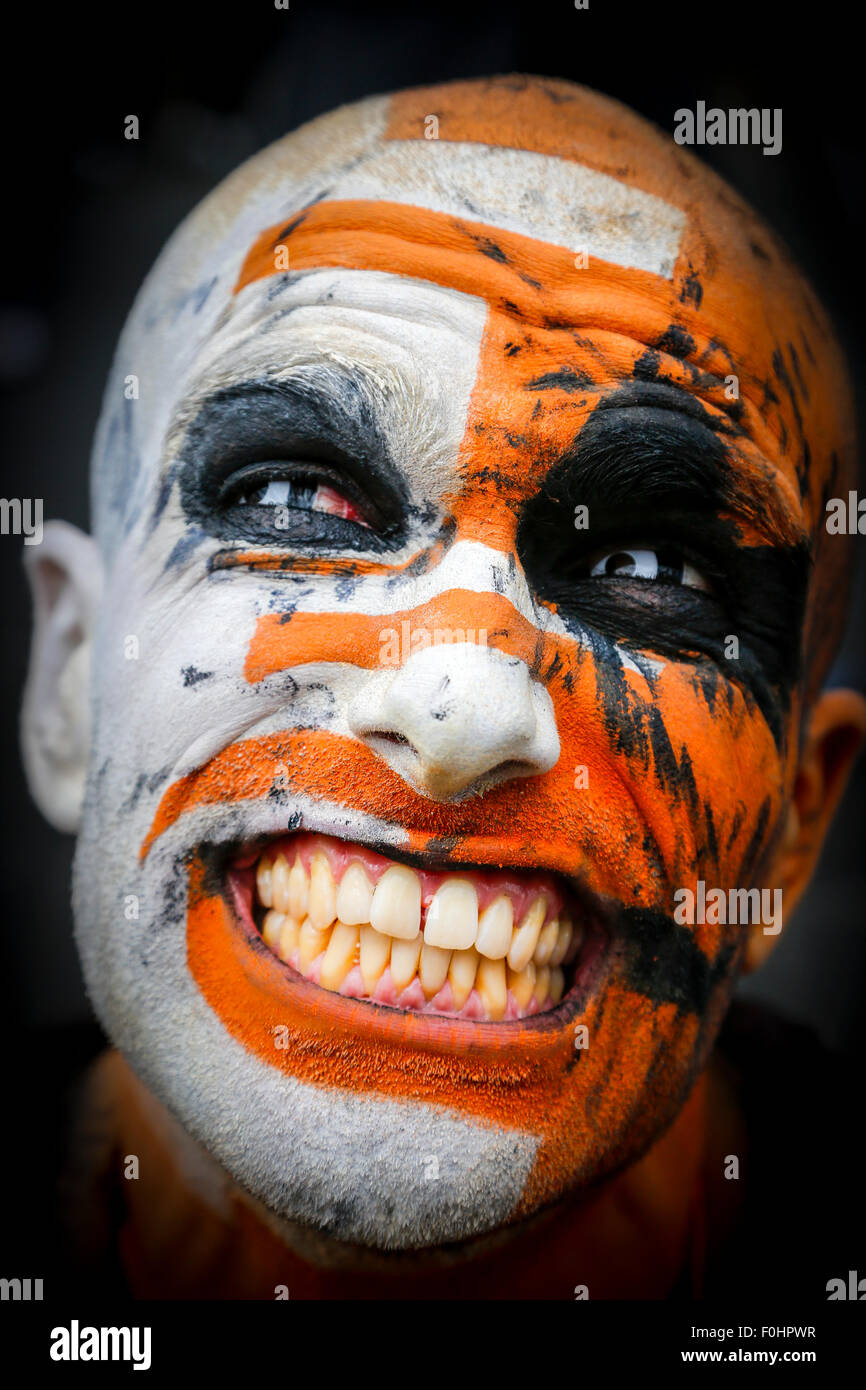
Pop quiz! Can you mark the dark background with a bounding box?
[0,0,863,1210]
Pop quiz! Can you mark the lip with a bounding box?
[214,826,613,1053]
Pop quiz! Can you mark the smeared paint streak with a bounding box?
[526,367,594,392]
[208,538,448,581]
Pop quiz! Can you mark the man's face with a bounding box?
[69,80,844,1248]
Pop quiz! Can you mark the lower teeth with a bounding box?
[260,906,566,1019]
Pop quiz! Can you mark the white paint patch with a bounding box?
[325,139,686,278]
[347,641,560,801]
[138,985,541,1250]
[619,648,666,679]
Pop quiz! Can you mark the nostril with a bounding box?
[463,758,539,797]
[367,730,414,749]
[490,759,535,780]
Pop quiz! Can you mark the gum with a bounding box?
[257,830,566,928]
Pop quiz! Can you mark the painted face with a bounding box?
[74,77,855,1248]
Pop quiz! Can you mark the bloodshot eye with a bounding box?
[586,544,712,593]
[235,477,369,526]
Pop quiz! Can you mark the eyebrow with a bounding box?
[169,373,388,475]
[553,383,809,551]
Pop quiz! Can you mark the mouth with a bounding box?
[225,831,608,1024]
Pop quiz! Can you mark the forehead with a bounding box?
[94,78,844,550]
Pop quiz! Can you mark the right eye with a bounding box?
[235,476,370,527]
[216,456,381,537]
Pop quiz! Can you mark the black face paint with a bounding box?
[172,374,414,553]
[516,388,810,742]
[616,904,740,1015]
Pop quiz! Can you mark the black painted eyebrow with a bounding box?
[580,382,807,549]
[530,402,728,528]
[177,373,401,493]
[531,391,807,551]
[591,379,725,426]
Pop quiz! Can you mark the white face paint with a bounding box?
[65,191,564,1248]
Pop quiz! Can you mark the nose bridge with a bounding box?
[428,537,535,622]
[347,555,560,801]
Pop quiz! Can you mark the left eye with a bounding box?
[585,544,711,592]
[234,477,369,527]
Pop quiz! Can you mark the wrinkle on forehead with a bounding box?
[159,271,489,521]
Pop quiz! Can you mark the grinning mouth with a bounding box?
[226,832,608,1023]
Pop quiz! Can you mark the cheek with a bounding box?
[554,650,790,904]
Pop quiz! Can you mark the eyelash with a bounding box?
[234,475,370,527]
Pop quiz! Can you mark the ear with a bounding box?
[743,688,866,972]
[20,521,104,833]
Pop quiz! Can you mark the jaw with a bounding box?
[74,768,725,1250]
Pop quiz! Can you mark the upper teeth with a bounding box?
[506,896,546,972]
[475,895,513,958]
[308,851,337,930]
[252,846,581,1020]
[335,862,374,925]
[370,865,422,940]
[424,879,478,950]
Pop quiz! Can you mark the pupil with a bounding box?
[249,479,316,507]
[656,547,684,584]
[606,551,639,576]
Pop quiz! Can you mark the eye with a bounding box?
[234,475,369,527]
[585,543,712,593]
[217,461,376,534]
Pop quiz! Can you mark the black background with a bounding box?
[0,0,863,1288]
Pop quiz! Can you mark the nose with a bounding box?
[347,640,560,802]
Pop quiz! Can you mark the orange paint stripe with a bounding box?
[384,77,687,204]
[235,198,680,339]
[210,539,447,580]
[243,588,553,683]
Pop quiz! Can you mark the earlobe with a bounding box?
[20,521,104,833]
[743,688,866,972]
